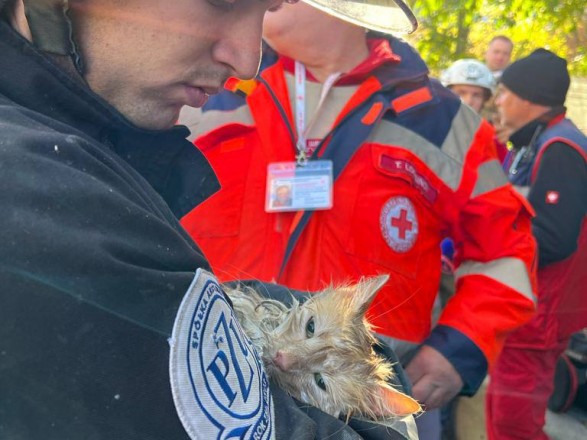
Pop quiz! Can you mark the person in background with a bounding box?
[486,48,587,440]
[484,35,514,80]
[0,0,417,439]
[441,58,507,164]
[180,2,538,438]
[440,58,495,114]
[483,35,515,145]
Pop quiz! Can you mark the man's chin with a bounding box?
[127,107,181,131]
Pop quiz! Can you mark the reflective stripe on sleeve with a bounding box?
[471,159,510,198]
[455,257,536,304]
[440,105,482,164]
[513,185,531,198]
[370,105,482,191]
[370,120,463,190]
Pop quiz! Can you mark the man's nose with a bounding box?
[212,18,264,79]
[494,93,503,107]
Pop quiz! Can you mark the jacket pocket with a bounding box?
[342,146,442,280]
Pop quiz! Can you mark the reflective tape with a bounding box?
[456,258,536,304]
[472,159,509,198]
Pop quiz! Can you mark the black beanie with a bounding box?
[500,48,570,106]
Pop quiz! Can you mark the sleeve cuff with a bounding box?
[424,324,488,396]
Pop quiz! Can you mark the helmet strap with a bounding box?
[22,0,84,74]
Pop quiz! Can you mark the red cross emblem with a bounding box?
[380,197,418,253]
[391,208,414,240]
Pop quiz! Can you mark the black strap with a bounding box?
[22,0,83,73]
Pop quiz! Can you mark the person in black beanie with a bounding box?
[500,48,570,107]
[486,48,587,440]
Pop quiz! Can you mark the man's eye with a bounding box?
[208,0,236,10]
[269,0,299,12]
[268,4,283,12]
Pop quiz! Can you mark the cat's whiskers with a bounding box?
[369,285,423,322]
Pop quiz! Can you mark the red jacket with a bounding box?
[181,38,537,393]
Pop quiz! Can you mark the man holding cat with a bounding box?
[0,0,418,439]
[180,1,538,436]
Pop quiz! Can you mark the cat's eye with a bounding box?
[305,317,315,338]
[314,373,326,390]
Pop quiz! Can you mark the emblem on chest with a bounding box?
[380,196,419,253]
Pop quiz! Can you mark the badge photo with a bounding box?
[265,161,333,212]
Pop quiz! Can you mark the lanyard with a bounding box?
[294,60,341,165]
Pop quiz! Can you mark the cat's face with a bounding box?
[261,275,420,419]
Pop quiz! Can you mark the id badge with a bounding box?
[266,161,333,212]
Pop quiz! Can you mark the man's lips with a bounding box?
[183,85,212,108]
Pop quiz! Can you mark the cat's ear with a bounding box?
[371,384,422,417]
[352,275,389,316]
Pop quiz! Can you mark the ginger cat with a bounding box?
[224,275,421,420]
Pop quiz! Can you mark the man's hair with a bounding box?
[488,35,513,48]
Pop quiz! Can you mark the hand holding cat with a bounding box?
[405,345,463,410]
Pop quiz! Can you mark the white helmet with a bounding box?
[440,59,496,95]
[302,0,418,34]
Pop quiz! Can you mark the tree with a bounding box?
[406,0,587,76]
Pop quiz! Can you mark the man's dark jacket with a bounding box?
[0,19,411,440]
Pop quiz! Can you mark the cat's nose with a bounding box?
[273,350,292,371]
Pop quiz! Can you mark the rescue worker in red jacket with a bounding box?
[180,1,538,429]
[486,49,587,440]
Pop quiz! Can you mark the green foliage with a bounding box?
[405,0,587,76]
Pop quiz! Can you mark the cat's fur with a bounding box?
[224,275,421,420]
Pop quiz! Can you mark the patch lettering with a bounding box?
[170,269,274,440]
[379,156,438,203]
[380,196,419,253]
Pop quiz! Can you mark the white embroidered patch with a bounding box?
[169,269,274,440]
[380,196,419,253]
[546,190,560,204]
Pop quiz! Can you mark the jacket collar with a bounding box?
[266,34,429,90]
[0,21,219,217]
[509,106,566,150]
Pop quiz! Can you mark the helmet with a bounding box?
[302,0,417,34]
[440,59,495,94]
